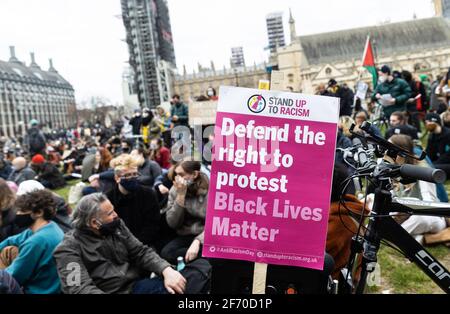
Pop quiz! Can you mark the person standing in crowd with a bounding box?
[54,193,187,294]
[7,157,36,186]
[402,71,428,131]
[156,106,172,148]
[24,120,47,157]
[327,79,355,117]
[129,109,143,136]
[162,160,209,264]
[170,95,189,128]
[372,65,412,120]
[30,154,66,190]
[430,75,446,113]
[106,155,161,249]
[150,138,171,170]
[385,111,419,140]
[141,108,161,146]
[206,87,219,101]
[0,190,64,294]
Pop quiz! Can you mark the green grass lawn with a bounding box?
[363,178,450,294]
[54,179,81,204]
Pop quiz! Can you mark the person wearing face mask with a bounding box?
[206,87,219,101]
[150,138,171,169]
[131,147,162,187]
[141,109,161,146]
[53,193,188,294]
[0,189,64,294]
[129,109,143,136]
[425,113,450,178]
[371,65,412,120]
[162,159,209,264]
[119,140,132,155]
[105,155,161,249]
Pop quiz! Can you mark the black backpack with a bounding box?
[180,258,212,294]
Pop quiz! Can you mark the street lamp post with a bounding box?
[234,68,239,87]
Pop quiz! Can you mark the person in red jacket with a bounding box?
[150,138,171,170]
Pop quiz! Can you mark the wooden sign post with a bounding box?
[252,72,285,294]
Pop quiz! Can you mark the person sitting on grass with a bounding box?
[0,189,64,294]
[53,193,187,294]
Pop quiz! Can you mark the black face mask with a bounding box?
[122,147,130,154]
[120,177,140,192]
[14,213,35,228]
[98,218,121,236]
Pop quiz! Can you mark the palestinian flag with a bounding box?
[362,36,378,88]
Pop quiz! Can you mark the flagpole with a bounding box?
[353,35,371,114]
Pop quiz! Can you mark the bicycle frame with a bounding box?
[353,188,450,294]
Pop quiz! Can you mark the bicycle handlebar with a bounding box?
[399,164,446,184]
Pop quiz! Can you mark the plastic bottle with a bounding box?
[176,256,185,271]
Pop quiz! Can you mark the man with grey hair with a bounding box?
[53,193,186,294]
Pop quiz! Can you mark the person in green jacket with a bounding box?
[0,189,64,294]
[371,65,412,119]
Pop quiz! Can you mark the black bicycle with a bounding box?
[337,121,450,294]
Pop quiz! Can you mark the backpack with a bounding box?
[180,258,212,294]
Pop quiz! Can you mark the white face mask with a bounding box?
[207,91,214,97]
[378,75,387,84]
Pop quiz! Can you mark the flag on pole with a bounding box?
[362,36,378,88]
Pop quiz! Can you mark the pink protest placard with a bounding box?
[203,86,340,270]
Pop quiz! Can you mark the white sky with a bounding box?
[0,0,436,104]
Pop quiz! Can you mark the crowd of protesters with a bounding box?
[0,67,449,294]
[332,65,450,249]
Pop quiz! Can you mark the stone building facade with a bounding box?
[173,1,450,101]
[172,62,269,102]
[274,12,450,95]
[0,47,76,138]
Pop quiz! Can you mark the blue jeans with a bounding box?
[132,278,168,294]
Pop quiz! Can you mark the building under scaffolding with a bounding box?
[121,0,176,109]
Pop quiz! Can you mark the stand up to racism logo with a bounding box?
[247,95,266,113]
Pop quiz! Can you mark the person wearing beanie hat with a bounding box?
[30,155,66,190]
[31,154,45,165]
[425,113,442,125]
[371,64,412,119]
[325,78,354,117]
